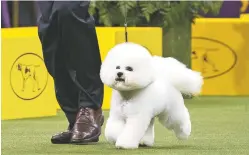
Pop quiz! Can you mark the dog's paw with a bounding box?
[139,137,154,147]
[139,126,154,147]
[115,142,138,149]
[115,136,139,149]
[174,122,191,140]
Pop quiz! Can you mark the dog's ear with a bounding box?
[17,63,21,70]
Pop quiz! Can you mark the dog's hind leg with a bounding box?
[32,79,36,92]
[33,73,41,91]
[158,98,191,140]
[105,117,125,144]
[139,118,155,147]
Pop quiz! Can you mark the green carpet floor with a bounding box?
[2,97,249,155]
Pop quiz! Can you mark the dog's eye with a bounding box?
[126,66,133,71]
[116,66,120,69]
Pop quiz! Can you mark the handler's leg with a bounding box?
[37,1,104,144]
[56,1,104,143]
[37,1,79,144]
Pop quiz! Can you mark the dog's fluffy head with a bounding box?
[100,42,155,91]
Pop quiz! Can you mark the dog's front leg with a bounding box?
[115,115,151,149]
[105,116,125,144]
[140,118,155,147]
[22,78,26,91]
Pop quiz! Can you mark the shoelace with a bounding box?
[79,108,90,117]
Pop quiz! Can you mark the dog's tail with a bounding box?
[153,56,204,96]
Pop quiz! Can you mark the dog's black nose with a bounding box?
[117,72,123,77]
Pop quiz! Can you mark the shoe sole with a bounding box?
[70,116,104,145]
[51,133,73,144]
[51,139,71,144]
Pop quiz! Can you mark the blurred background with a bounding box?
[1,1,249,155]
[1,1,249,28]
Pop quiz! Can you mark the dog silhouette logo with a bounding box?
[192,37,237,79]
[10,53,48,100]
[192,48,220,74]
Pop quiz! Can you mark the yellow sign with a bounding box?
[2,27,57,120]
[192,18,249,95]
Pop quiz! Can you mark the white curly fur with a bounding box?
[100,42,204,149]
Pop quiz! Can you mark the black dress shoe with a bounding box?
[70,107,104,144]
[51,130,72,144]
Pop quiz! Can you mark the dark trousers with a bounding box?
[37,1,103,129]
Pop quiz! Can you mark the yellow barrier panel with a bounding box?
[3,18,248,118]
[1,27,162,116]
[2,27,57,120]
[192,18,249,95]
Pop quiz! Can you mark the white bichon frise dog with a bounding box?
[100,42,204,149]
